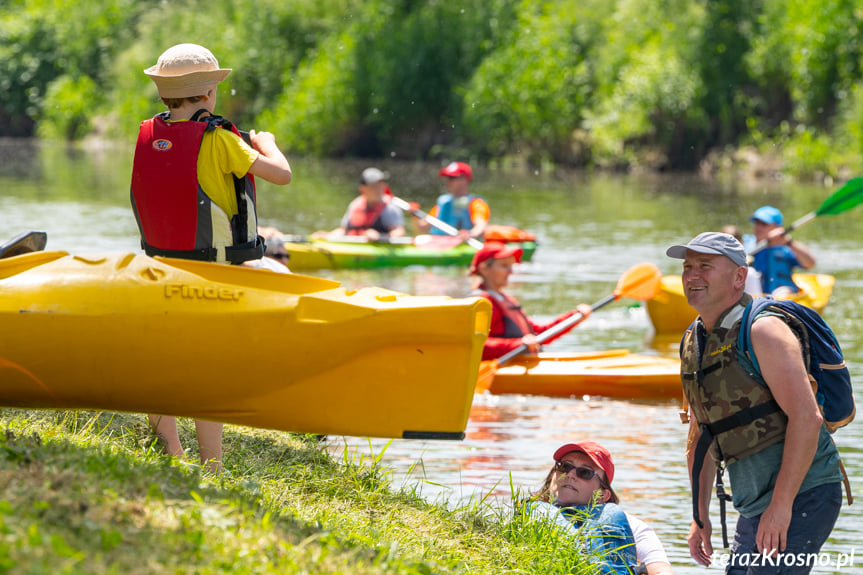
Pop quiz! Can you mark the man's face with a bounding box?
[681,251,745,312]
[359,180,387,203]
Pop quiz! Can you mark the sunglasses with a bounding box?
[554,460,600,481]
[270,253,289,261]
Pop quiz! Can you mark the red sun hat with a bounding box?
[469,242,523,274]
[553,441,615,484]
[438,161,473,181]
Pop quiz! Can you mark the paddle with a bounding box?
[475,261,662,391]
[749,177,863,257]
[389,196,484,249]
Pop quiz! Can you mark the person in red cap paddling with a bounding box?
[527,442,673,575]
[413,162,490,240]
[469,242,592,360]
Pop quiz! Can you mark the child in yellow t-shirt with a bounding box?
[133,43,292,473]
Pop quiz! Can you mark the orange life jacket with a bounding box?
[345,196,389,236]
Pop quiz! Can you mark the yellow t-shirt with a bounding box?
[195,126,259,216]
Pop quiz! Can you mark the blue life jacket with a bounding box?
[751,246,800,294]
[430,194,480,234]
[559,502,637,575]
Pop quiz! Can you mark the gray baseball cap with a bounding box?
[666,232,747,267]
[360,167,389,185]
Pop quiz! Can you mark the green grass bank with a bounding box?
[0,410,597,574]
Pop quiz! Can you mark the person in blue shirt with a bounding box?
[412,162,490,240]
[749,206,816,296]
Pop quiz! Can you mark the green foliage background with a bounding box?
[5,0,863,178]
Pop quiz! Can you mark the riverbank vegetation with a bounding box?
[0,409,598,574]
[4,0,863,179]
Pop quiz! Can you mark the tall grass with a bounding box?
[0,409,600,574]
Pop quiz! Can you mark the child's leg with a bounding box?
[195,419,223,473]
[148,414,184,457]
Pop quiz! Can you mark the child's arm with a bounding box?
[247,130,292,185]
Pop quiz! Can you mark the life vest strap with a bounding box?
[691,399,780,547]
[190,109,257,249]
[691,424,713,530]
[706,399,780,436]
[144,243,217,262]
[143,235,265,265]
[224,235,266,264]
[691,425,735,548]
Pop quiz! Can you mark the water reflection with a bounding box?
[2,141,861,574]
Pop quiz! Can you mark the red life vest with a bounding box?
[473,287,534,338]
[344,196,389,236]
[130,111,264,264]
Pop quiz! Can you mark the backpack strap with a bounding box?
[679,320,696,424]
[736,298,763,375]
[191,109,266,264]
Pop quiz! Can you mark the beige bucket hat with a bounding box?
[144,43,231,98]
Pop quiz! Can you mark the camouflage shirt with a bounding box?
[681,294,787,464]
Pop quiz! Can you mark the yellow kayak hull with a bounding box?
[646,273,835,335]
[0,251,491,439]
[476,350,681,399]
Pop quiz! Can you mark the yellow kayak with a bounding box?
[646,273,835,335]
[476,350,681,400]
[0,251,491,439]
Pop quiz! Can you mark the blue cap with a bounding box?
[750,205,783,226]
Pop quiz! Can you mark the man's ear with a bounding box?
[734,265,748,290]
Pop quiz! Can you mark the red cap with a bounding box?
[553,441,615,484]
[469,241,523,274]
[438,161,473,181]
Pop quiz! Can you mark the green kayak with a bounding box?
[281,234,538,270]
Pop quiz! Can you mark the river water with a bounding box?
[2,139,861,574]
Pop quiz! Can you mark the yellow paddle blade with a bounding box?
[475,360,498,393]
[612,262,662,301]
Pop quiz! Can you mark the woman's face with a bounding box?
[550,451,609,507]
[480,256,515,290]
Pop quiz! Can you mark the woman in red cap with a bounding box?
[528,442,674,575]
[470,242,592,360]
[413,162,490,240]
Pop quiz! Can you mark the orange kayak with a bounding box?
[476,350,681,399]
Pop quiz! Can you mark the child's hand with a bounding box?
[249,129,277,152]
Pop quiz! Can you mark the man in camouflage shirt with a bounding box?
[667,232,842,575]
